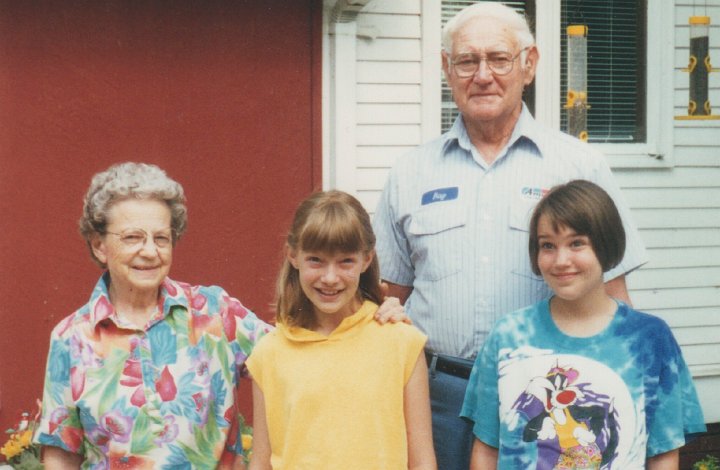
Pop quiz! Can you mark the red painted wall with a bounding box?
[0,0,321,433]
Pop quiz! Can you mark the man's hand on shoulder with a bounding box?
[374,282,413,324]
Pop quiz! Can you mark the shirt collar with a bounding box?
[441,103,544,160]
[88,272,189,329]
[277,300,377,343]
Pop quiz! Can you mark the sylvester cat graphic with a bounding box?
[516,363,619,469]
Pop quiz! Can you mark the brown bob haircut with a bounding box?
[528,180,626,275]
[275,190,383,329]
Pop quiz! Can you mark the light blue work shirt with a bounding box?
[373,106,648,359]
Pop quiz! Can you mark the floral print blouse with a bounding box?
[34,273,271,469]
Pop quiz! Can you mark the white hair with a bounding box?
[442,2,535,55]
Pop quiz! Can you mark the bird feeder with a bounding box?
[676,16,719,120]
[565,25,589,140]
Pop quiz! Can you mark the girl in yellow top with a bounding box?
[247,190,436,470]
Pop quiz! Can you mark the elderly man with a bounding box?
[372,3,648,469]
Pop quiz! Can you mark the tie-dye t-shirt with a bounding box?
[461,299,705,470]
[34,273,271,469]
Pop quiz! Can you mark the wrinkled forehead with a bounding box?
[451,16,519,54]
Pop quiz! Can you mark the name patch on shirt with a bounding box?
[521,186,548,201]
[421,187,459,205]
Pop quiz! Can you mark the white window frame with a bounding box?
[431,0,675,168]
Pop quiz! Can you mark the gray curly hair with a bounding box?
[79,162,187,266]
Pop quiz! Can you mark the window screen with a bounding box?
[561,0,647,143]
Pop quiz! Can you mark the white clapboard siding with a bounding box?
[357,62,422,84]
[639,228,720,248]
[624,187,720,208]
[682,344,720,367]
[357,189,383,214]
[356,167,391,191]
[357,12,421,38]
[351,0,425,217]
[357,38,422,61]
[357,83,421,103]
[631,287,719,310]
[614,167,719,187]
[631,208,719,229]
[357,103,422,124]
[356,145,415,167]
[631,266,720,289]
[673,326,720,346]
[356,124,421,146]
[641,247,720,269]
[673,146,720,167]
[674,124,720,146]
[652,307,720,328]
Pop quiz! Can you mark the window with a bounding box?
[560,0,647,143]
[438,0,672,167]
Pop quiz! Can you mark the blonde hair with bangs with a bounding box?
[275,190,382,328]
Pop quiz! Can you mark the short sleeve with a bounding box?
[646,328,706,456]
[33,326,85,454]
[245,331,275,392]
[460,333,501,448]
[218,290,273,376]
[373,165,415,287]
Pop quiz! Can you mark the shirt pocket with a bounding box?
[407,204,466,281]
[508,198,544,283]
[508,197,537,233]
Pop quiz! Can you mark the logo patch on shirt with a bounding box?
[521,186,548,201]
[421,187,459,205]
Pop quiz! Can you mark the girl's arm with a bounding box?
[404,352,437,470]
[248,381,272,470]
[42,446,82,470]
[647,449,679,470]
[470,438,498,469]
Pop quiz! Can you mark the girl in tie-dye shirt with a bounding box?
[461,180,705,469]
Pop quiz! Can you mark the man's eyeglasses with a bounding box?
[450,47,529,77]
[105,228,174,250]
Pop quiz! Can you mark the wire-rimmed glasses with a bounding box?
[105,228,175,250]
[450,47,529,77]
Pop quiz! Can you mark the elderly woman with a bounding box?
[34,162,403,469]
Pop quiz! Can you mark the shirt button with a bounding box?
[481,256,489,263]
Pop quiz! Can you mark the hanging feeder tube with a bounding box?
[565,24,590,140]
[676,16,719,120]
